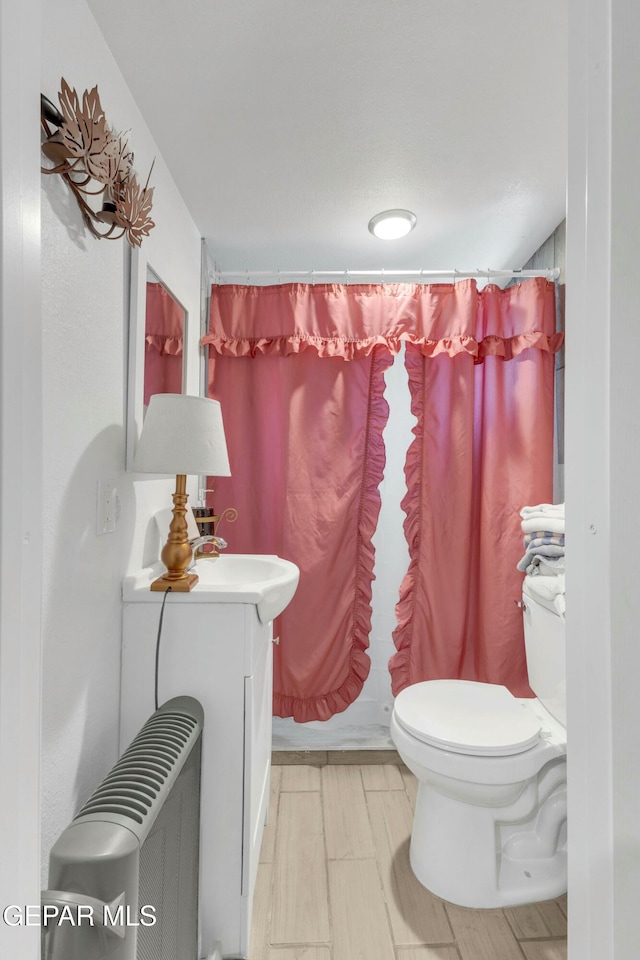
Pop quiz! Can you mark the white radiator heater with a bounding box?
[42,696,204,960]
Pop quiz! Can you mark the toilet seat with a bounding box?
[393,679,542,757]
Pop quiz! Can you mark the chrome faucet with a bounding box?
[188,535,228,569]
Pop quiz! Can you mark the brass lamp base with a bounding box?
[150,572,199,592]
[151,473,198,592]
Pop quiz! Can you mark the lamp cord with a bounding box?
[154,587,173,711]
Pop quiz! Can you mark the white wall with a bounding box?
[566,0,640,956]
[40,0,201,878]
[0,1,42,956]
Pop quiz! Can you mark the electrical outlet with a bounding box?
[97,478,117,535]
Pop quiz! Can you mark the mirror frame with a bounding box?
[126,247,190,471]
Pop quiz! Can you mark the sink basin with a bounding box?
[123,554,300,623]
[192,554,299,622]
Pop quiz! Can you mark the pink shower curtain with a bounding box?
[203,279,562,717]
[389,278,561,697]
[144,282,184,405]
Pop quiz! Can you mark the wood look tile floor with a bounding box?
[250,760,567,960]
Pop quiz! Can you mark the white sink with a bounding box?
[192,554,299,622]
[123,554,300,623]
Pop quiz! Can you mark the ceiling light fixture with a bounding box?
[368,209,417,240]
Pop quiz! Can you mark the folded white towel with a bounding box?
[525,574,565,604]
[520,503,565,519]
[521,516,565,535]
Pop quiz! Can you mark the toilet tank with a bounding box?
[522,579,566,728]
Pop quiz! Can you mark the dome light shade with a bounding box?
[368,209,417,240]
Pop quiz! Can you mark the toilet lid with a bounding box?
[393,680,541,756]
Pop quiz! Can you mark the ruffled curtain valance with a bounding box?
[203,278,563,362]
[145,282,184,357]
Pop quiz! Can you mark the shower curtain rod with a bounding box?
[212,267,560,284]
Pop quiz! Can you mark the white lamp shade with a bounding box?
[133,393,231,476]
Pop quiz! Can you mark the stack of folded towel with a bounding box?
[517,502,565,617]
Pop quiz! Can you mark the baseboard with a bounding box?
[272,748,402,766]
[271,717,394,751]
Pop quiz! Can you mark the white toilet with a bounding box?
[390,576,567,908]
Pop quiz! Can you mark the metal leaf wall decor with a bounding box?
[41,78,155,247]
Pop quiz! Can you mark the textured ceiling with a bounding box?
[87,0,568,275]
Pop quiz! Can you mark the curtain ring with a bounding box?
[245,268,250,286]
[311,269,316,285]
[278,269,282,285]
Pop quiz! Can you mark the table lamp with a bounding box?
[133,393,231,591]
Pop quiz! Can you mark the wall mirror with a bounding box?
[126,248,190,470]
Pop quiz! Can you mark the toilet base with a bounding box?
[410,776,567,909]
[411,839,567,909]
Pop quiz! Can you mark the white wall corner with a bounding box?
[0,0,43,956]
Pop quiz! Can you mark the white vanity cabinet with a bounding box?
[121,573,275,959]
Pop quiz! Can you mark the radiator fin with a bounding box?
[74,710,198,826]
